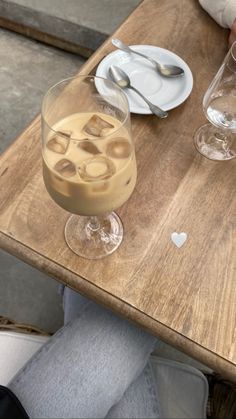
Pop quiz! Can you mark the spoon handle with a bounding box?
[127,48,158,67]
[129,85,168,118]
[112,39,158,67]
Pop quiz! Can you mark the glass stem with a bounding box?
[87,216,100,232]
[214,131,230,152]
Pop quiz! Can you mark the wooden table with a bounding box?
[1,0,235,381]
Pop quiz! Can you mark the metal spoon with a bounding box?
[109,65,168,119]
[112,38,184,78]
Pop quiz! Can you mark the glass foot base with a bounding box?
[64,212,123,259]
[194,123,236,161]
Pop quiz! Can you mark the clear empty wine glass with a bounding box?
[41,75,137,259]
[194,41,236,161]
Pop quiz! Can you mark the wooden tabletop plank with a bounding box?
[1,0,235,380]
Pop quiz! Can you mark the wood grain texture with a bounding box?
[1,0,235,380]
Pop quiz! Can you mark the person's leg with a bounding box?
[60,289,207,419]
[106,360,160,419]
[107,355,208,419]
[9,287,158,418]
[64,287,161,418]
[61,285,92,324]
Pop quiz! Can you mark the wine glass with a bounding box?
[194,41,236,161]
[41,75,137,259]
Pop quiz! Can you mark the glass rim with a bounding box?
[41,74,130,140]
[230,40,236,62]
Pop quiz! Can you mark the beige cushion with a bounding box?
[152,340,213,374]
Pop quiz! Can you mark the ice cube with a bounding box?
[106,137,132,159]
[78,156,115,181]
[78,140,101,155]
[58,130,72,138]
[47,130,71,154]
[54,159,76,178]
[92,182,109,193]
[83,114,114,137]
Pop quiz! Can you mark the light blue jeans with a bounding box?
[9,287,208,418]
[9,287,160,418]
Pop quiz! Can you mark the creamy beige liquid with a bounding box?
[43,112,137,215]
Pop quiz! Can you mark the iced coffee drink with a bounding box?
[43,112,137,216]
[41,75,136,259]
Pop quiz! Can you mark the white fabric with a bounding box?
[150,357,208,419]
[152,340,213,374]
[224,0,236,27]
[0,331,48,385]
[199,0,236,28]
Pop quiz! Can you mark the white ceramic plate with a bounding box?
[96,45,193,114]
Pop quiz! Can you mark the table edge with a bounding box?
[0,231,235,382]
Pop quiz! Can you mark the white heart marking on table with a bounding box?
[171,232,187,248]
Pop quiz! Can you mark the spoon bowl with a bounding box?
[112,39,184,78]
[109,65,168,119]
